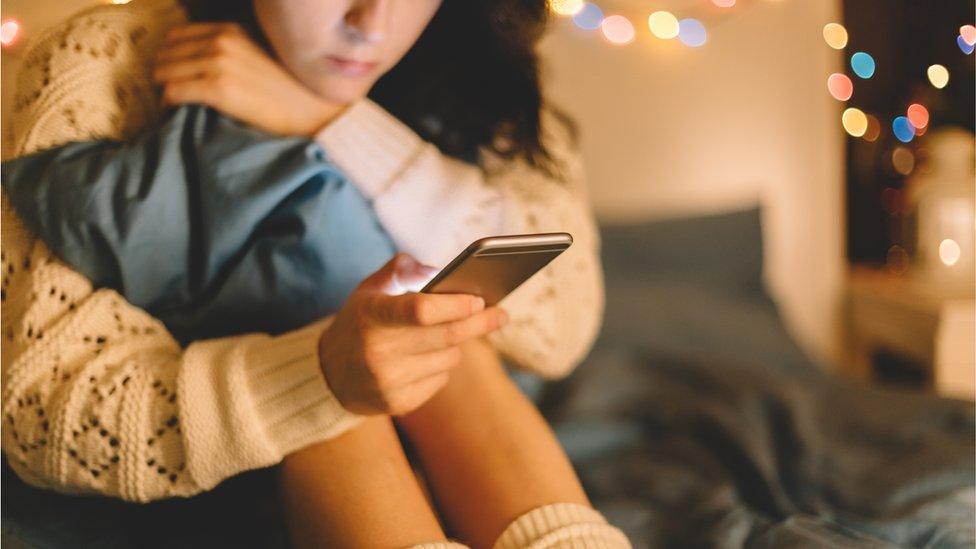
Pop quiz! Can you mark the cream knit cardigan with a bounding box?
[0,0,604,502]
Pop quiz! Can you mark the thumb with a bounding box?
[360,253,438,295]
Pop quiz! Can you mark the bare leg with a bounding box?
[277,415,447,548]
[396,338,590,548]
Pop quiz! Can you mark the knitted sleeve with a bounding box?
[317,101,604,379]
[1,1,362,502]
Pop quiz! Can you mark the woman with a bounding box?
[1,0,627,547]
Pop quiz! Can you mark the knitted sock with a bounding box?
[491,503,631,549]
[407,541,470,549]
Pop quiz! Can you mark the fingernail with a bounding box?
[471,296,485,313]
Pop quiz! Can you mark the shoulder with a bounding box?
[11,0,187,155]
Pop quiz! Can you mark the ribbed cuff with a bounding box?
[492,503,631,549]
[244,318,364,459]
[313,99,424,199]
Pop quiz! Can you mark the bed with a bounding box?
[3,208,973,548]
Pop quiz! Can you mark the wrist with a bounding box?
[298,96,347,137]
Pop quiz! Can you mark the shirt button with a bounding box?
[305,143,326,162]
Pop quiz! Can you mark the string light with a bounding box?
[890,147,915,176]
[822,23,848,50]
[864,115,881,142]
[549,0,584,16]
[0,19,20,47]
[601,15,635,45]
[827,73,853,101]
[926,64,950,89]
[961,25,976,47]
[906,103,929,129]
[712,0,736,7]
[648,11,679,40]
[886,245,909,274]
[957,35,975,55]
[678,18,707,47]
[572,3,604,30]
[850,52,876,79]
[892,116,915,143]
[842,108,868,137]
[939,239,961,266]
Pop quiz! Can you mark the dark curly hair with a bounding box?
[177,0,567,173]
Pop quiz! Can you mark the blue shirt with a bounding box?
[2,104,397,344]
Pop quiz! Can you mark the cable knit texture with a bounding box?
[1,0,604,503]
[491,503,632,549]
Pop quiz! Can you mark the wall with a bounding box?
[539,0,845,365]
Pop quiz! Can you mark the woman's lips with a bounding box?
[325,55,379,77]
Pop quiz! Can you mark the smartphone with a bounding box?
[420,232,573,306]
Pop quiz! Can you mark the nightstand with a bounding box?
[845,267,975,400]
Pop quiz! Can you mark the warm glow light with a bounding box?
[961,25,976,46]
[906,103,929,129]
[648,11,679,39]
[827,73,853,101]
[927,64,950,89]
[892,116,915,143]
[891,147,915,176]
[842,108,868,137]
[0,19,20,47]
[601,15,635,45]
[678,18,707,47]
[864,115,881,142]
[850,52,876,79]
[572,3,604,30]
[110,0,132,4]
[939,239,961,266]
[712,0,736,7]
[549,0,584,16]
[822,23,848,50]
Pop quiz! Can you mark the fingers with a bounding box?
[384,306,508,356]
[163,22,243,45]
[153,56,216,85]
[378,292,486,327]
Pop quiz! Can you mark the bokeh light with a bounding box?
[958,35,975,55]
[939,239,961,266]
[549,0,584,16]
[678,18,707,47]
[601,15,635,45]
[961,25,976,46]
[842,108,868,137]
[886,245,910,275]
[573,3,604,30]
[822,23,848,50]
[850,52,876,79]
[891,147,915,176]
[712,0,736,7]
[0,19,20,47]
[648,11,679,39]
[926,64,950,89]
[906,103,929,129]
[827,73,853,101]
[881,187,903,213]
[864,115,881,142]
[892,116,915,143]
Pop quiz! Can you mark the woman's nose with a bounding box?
[343,0,389,44]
